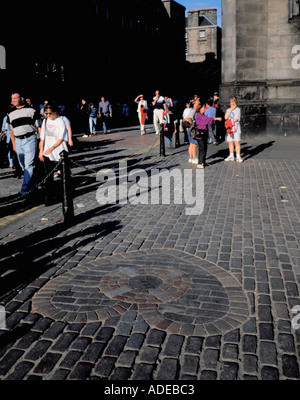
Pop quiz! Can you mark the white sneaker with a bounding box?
[236,156,243,163]
[197,163,204,169]
[188,158,193,163]
[224,155,235,162]
[192,158,198,164]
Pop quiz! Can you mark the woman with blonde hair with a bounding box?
[224,97,243,162]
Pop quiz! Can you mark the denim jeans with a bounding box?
[102,113,110,132]
[89,117,97,134]
[164,134,172,146]
[208,124,216,143]
[5,130,14,167]
[15,134,37,193]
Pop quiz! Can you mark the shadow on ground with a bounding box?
[0,204,122,300]
[207,140,276,165]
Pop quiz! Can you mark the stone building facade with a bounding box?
[185,8,221,63]
[220,0,300,135]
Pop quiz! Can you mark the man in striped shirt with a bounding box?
[7,92,41,194]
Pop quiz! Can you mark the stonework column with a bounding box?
[221,0,237,83]
[220,0,300,136]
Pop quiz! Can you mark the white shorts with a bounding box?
[227,131,241,142]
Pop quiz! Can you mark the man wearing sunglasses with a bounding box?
[7,92,41,195]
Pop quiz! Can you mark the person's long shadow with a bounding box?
[71,137,120,156]
[207,140,276,165]
[0,191,45,219]
[241,141,275,161]
[72,155,180,200]
[70,148,125,163]
[206,147,229,165]
[0,204,122,298]
[0,149,131,219]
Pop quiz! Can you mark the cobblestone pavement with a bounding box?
[0,126,300,381]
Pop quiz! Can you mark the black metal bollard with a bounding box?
[60,151,74,224]
[159,123,166,157]
[175,122,180,148]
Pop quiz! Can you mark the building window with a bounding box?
[199,31,206,38]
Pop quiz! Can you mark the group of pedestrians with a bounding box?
[135,90,243,168]
[1,88,243,206]
[2,92,73,205]
[183,94,243,168]
[134,90,176,138]
[77,97,113,137]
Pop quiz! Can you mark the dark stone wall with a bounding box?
[220,0,300,136]
[0,0,186,114]
[221,82,300,136]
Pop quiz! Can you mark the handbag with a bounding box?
[195,129,207,139]
[225,119,233,137]
[189,123,198,139]
[190,122,207,139]
[182,120,190,129]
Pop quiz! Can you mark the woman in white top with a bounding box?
[39,102,69,205]
[224,97,243,162]
[134,94,148,135]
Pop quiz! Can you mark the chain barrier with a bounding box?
[0,157,63,207]
[0,131,160,208]
[69,133,160,178]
